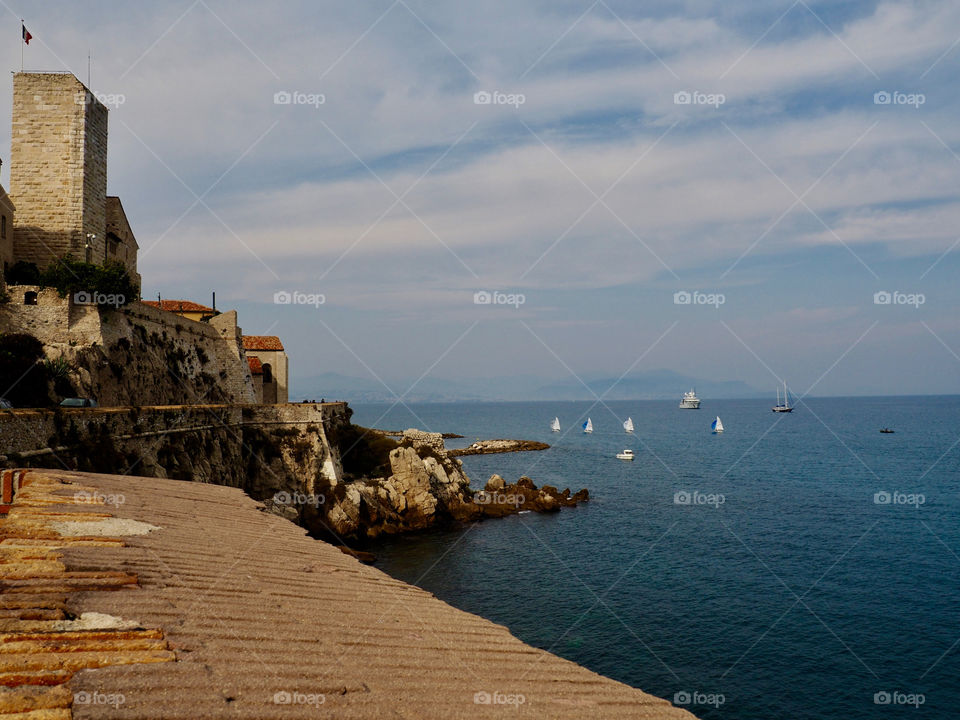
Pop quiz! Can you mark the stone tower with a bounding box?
[10,72,108,268]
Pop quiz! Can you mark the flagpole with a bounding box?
[20,21,24,72]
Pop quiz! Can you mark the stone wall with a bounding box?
[10,73,107,267]
[0,293,257,405]
[0,186,13,270]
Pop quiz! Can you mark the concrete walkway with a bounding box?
[0,469,698,719]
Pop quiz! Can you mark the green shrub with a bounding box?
[37,256,138,306]
[4,261,40,285]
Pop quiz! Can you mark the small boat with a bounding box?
[772,381,794,412]
[880,428,895,434]
[679,389,701,409]
[582,418,593,434]
[712,416,724,434]
[623,417,634,433]
[550,417,561,432]
[616,449,635,460]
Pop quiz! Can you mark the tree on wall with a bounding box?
[38,256,138,304]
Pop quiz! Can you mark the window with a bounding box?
[1,215,5,239]
[23,291,37,305]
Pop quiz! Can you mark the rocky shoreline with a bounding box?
[262,426,588,549]
[448,438,551,456]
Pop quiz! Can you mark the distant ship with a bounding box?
[679,389,701,409]
[616,449,635,461]
[772,381,794,413]
[623,417,634,433]
[551,417,561,432]
[582,418,593,434]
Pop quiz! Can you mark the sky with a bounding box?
[1,0,959,398]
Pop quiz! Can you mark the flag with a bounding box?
[22,23,32,45]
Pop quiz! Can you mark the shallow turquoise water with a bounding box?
[352,397,960,719]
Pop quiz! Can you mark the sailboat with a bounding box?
[712,416,724,434]
[623,417,634,433]
[582,418,593,434]
[772,381,794,413]
[550,417,561,432]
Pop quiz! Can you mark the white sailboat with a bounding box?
[711,416,724,434]
[623,417,634,433]
[550,417,561,432]
[772,381,794,413]
[582,418,593,434]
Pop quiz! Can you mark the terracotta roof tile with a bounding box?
[247,357,263,375]
[242,335,284,351]
[142,300,215,314]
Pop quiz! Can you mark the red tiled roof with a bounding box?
[143,300,215,314]
[247,356,263,375]
[242,335,284,351]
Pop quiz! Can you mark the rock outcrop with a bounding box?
[449,439,550,457]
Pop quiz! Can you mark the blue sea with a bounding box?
[351,398,960,720]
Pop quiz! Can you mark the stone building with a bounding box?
[7,72,138,282]
[242,336,289,403]
[142,299,218,323]
[0,182,13,270]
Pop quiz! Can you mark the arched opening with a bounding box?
[262,363,273,384]
[23,291,38,305]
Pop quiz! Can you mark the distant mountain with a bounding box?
[534,368,763,401]
[292,369,763,403]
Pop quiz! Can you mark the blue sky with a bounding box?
[1,1,959,396]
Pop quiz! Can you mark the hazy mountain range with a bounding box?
[292,369,764,403]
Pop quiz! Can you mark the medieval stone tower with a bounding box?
[10,72,108,268]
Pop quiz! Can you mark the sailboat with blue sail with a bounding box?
[583,418,593,434]
[711,416,724,434]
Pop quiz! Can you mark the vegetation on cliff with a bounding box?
[5,256,138,305]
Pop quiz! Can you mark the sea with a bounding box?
[350,397,960,720]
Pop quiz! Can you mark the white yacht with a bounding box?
[679,389,701,409]
[616,449,635,461]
